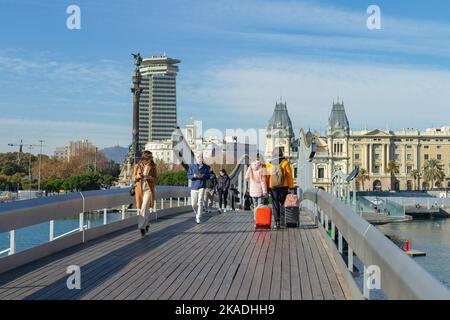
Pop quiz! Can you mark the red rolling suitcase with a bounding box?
[255,205,272,229]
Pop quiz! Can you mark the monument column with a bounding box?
[131,53,143,165]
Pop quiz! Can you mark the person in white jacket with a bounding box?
[245,153,268,218]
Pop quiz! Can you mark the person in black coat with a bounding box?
[216,169,230,212]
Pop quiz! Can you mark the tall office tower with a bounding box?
[137,54,181,147]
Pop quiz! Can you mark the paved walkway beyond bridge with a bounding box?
[0,209,350,300]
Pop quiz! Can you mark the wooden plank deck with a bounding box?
[0,209,350,300]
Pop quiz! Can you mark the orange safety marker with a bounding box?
[405,240,411,252]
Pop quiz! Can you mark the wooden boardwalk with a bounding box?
[0,209,350,300]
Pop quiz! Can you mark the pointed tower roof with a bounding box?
[328,101,349,134]
[267,101,295,138]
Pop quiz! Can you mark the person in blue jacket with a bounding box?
[187,152,211,224]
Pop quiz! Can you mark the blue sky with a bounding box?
[1,0,450,154]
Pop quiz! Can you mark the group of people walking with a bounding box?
[187,147,294,229]
[131,147,295,237]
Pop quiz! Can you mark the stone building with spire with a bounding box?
[304,100,450,192]
[265,101,298,177]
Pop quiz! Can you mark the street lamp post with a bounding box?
[38,140,45,193]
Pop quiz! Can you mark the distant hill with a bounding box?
[100,146,128,164]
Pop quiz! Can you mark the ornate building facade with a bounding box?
[309,102,450,192]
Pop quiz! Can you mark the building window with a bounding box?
[355,153,360,160]
[424,146,429,149]
[437,154,442,160]
[407,154,412,160]
[394,154,400,160]
[318,168,325,179]
[424,154,429,160]
[374,166,380,174]
[407,165,412,173]
[374,154,380,160]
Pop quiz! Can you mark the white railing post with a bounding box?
[338,231,343,253]
[177,197,180,207]
[170,197,173,208]
[79,213,84,232]
[184,197,187,206]
[49,220,54,241]
[153,200,157,212]
[103,208,107,225]
[348,247,354,272]
[9,230,16,255]
[363,265,370,300]
[161,199,164,210]
[122,205,126,220]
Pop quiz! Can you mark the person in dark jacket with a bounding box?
[187,152,211,224]
[216,169,230,213]
[204,170,217,210]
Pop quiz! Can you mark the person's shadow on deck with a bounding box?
[22,211,217,300]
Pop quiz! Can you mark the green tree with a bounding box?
[356,168,369,191]
[386,160,399,190]
[157,171,188,186]
[409,169,421,191]
[422,159,445,190]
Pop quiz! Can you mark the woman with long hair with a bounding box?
[245,153,268,219]
[132,150,158,237]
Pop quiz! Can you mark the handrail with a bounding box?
[302,188,450,300]
[0,186,191,234]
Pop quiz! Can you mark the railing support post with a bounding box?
[161,199,164,210]
[348,247,354,272]
[49,220,54,241]
[103,208,107,225]
[338,231,343,253]
[363,265,370,300]
[122,205,126,220]
[9,230,16,255]
[154,200,157,212]
[170,197,173,208]
[177,197,180,207]
[79,212,84,232]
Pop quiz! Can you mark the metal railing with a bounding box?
[301,188,450,300]
[0,186,191,257]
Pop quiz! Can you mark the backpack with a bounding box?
[270,161,285,188]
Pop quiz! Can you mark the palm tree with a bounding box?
[422,159,445,190]
[386,160,399,191]
[409,169,421,191]
[356,168,369,191]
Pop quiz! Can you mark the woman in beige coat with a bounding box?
[132,151,158,237]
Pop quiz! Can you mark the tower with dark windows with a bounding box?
[138,54,181,147]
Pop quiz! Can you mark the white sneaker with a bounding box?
[224,209,227,213]
[196,215,201,224]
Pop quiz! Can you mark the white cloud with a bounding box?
[181,57,450,133]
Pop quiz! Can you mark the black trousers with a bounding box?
[218,189,228,209]
[270,187,289,222]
